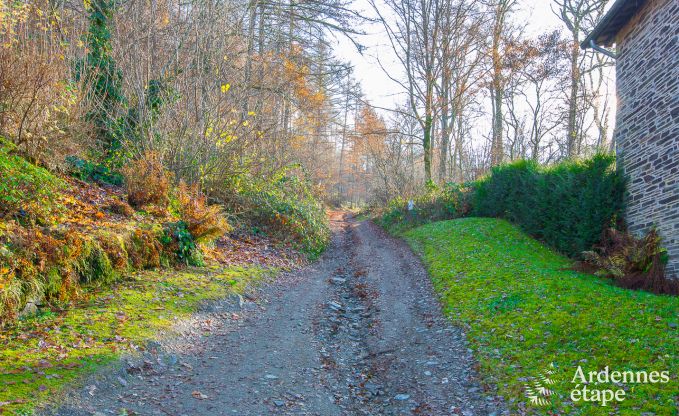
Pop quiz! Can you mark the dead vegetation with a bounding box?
[580,228,679,295]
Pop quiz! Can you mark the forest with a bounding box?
[1,0,615,206]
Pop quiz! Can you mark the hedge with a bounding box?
[472,154,626,258]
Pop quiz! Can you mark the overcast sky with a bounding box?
[332,0,615,115]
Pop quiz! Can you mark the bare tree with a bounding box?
[553,0,608,158]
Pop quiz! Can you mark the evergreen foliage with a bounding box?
[473,154,626,258]
[77,0,125,152]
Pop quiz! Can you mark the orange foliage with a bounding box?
[177,181,230,243]
[123,151,172,209]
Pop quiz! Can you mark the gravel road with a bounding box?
[46,212,505,416]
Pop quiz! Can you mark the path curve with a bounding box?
[46,213,504,416]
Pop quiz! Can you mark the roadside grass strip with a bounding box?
[405,218,678,415]
[0,265,271,414]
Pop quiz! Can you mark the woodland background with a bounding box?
[1,0,615,207]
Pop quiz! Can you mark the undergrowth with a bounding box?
[406,218,678,415]
[0,150,230,322]
[376,182,471,234]
[223,165,330,258]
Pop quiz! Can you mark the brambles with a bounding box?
[66,156,125,186]
[377,182,472,233]
[123,151,171,209]
[161,221,203,266]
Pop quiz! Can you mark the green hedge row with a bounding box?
[379,154,626,259]
[473,154,626,258]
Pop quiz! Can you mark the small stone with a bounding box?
[117,376,128,387]
[669,322,677,329]
[424,371,432,376]
[21,302,38,316]
[468,387,479,393]
[273,400,285,407]
[330,278,346,284]
[265,374,279,380]
[394,394,410,401]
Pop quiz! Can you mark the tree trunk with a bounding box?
[490,14,504,166]
[423,114,433,183]
[567,30,580,158]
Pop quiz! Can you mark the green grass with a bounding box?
[0,137,67,224]
[405,218,678,415]
[0,265,272,414]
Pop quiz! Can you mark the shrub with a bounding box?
[224,166,330,258]
[66,156,124,186]
[122,151,171,208]
[378,182,472,233]
[0,0,85,169]
[473,154,626,258]
[161,221,203,266]
[176,182,230,244]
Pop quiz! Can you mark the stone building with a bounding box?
[582,0,678,279]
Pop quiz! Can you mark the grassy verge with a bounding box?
[0,265,271,414]
[405,218,677,415]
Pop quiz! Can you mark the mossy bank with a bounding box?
[0,265,272,414]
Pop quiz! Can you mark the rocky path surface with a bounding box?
[46,213,505,416]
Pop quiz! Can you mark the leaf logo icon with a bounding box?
[524,363,557,407]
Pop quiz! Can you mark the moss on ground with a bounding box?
[0,265,271,414]
[405,218,678,415]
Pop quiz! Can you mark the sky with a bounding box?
[332,0,616,115]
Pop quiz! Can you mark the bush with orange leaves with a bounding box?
[123,151,172,209]
[176,182,230,244]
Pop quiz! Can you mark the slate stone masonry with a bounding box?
[614,0,679,278]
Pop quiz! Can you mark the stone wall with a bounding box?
[614,0,679,278]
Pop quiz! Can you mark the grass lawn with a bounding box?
[0,265,272,415]
[405,218,678,415]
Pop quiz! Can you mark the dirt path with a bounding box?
[46,213,504,416]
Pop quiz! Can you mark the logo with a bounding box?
[570,366,670,407]
[524,364,672,408]
[524,363,556,407]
